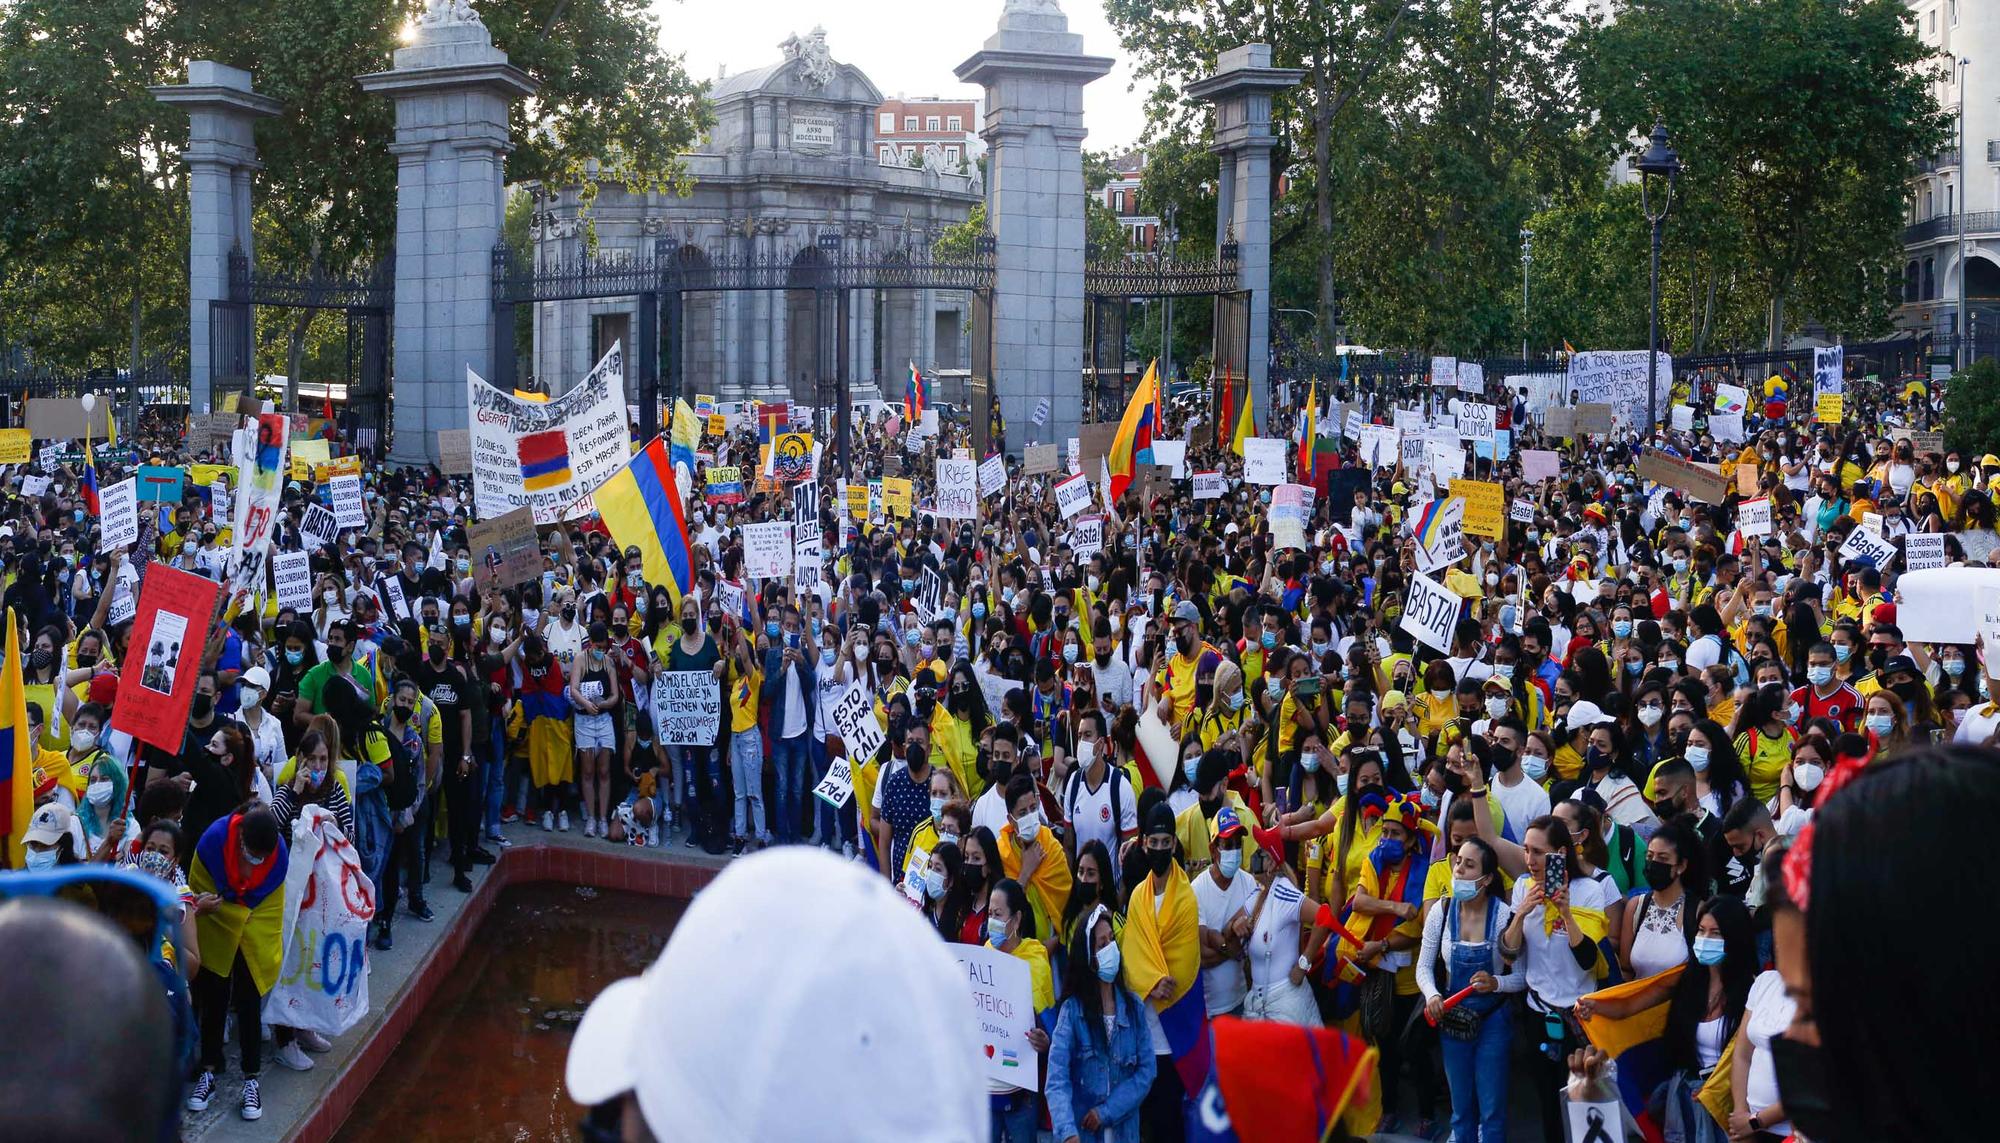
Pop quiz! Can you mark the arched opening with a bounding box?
[786,247,831,405]
[1925,257,1938,300]
[1966,253,2000,299]
[1905,260,1921,304]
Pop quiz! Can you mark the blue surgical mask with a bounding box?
[1658,658,1679,673]
[1865,712,1894,736]
[1227,691,1246,712]
[1944,658,1965,678]
[25,848,59,871]
[1834,644,1853,664]
[286,649,304,666]
[1374,837,1405,865]
[1419,786,1440,810]
[1266,677,1282,697]
[1217,848,1242,877]
[1451,877,1482,902]
[1613,620,1632,637]
[987,916,1010,946]
[1685,744,1710,771]
[923,867,946,900]
[1493,664,1514,681]
[1063,643,1079,664]
[1692,935,1726,966]
[1808,665,1833,686]
[902,578,917,592]
[972,602,987,619]
[905,628,922,646]
[1521,754,1549,781]
[765,621,781,639]
[930,795,947,819]
[1260,631,1277,649]
[1301,751,1321,773]
[1673,557,1689,573]
[1094,939,1122,982]
[1335,771,1350,796]
[1183,756,1201,785]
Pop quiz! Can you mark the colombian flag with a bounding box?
[2,608,33,868]
[596,437,695,610]
[1296,381,1316,478]
[906,361,927,424]
[1579,964,1687,1139]
[1189,1018,1378,1143]
[1107,361,1159,504]
[670,398,701,474]
[517,429,573,492]
[80,441,101,517]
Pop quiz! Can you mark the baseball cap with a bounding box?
[23,803,73,847]
[240,666,272,694]
[1213,805,1246,842]
[565,848,986,1142]
[1173,601,1202,624]
[1563,700,1614,733]
[1882,655,1920,680]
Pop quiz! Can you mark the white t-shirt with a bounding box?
[1744,970,1797,1135]
[1090,655,1135,711]
[1493,772,1552,840]
[544,619,584,669]
[1510,871,1612,1011]
[1192,868,1256,1016]
[971,782,1010,839]
[1063,764,1136,880]
[1685,632,1725,671]
[1246,876,1305,986]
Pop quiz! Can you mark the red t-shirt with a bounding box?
[1790,681,1862,734]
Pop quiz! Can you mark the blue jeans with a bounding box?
[730,728,766,840]
[771,733,810,843]
[482,715,508,835]
[1440,1004,1511,1142]
[988,1089,1039,1143]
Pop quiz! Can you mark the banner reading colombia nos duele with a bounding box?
[468,342,630,524]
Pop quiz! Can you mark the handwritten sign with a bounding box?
[1053,473,1093,520]
[979,453,1006,498]
[1455,402,1497,444]
[651,670,722,746]
[1192,471,1223,500]
[437,429,472,474]
[1837,525,1898,569]
[829,682,886,762]
[935,458,978,520]
[1429,355,1458,386]
[100,478,140,551]
[1399,571,1464,653]
[811,755,854,808]
[272,550,314,612]
[1816,392,1843,424]
[301,503,341,550]
[1450,478,1506,538]
[0,429,31,464]
[1242,437,1287,485]
[742,521,791,580]
[329,474,366,529]
[1637,448,1729,505]
[1737,497,1772,538]
[953,944,1035,1086]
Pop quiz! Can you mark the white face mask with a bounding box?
[85,780,114,807]
[1075,739,1096,767]
[70,728,98,754]
[1794,761,1825,791]
[1485,696,1509,719]
[1014,809,1039,837]
[240,687,262,711]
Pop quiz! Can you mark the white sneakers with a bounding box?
[541,810,554,831]
[187,1070,216,1112]
[296,1028,333,1053]
[558,810,571,832]
[274,1041,314,1072]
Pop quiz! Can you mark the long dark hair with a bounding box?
[991,877,1035,942]
[1804,747,1995,1139]
[1062,839,1115,938]
[1664,896,1754,1075]
[927,840,967,938]
[949,826,1004,924]
[1683,718,1745,818]
[1061,906,1129,1049]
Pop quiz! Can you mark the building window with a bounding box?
[927,116,942,131]
[902,146,917,164]
[1953,0,1960,26]
[904,116,918,131]
[1926,187,1936,218]
[878,112,895,134]
[948,115,963,131]
[1926,257,1938,300]
[1948,184,1955,215]
[880,145,896,165]
[944,145,959,163]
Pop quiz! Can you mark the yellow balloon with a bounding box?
[1764,378,1781,396]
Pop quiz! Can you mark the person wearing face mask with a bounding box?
[1191,808,1255,1019]
[1417,836,1522,1143]
[229,666,288,791]
[983,877,1055,1141]
[1060,710,1136,882]
[1616,819,1705,981]
[185,805,290,1123]
[293,620,371,733]
[1789,641,1862,735]
[16,801,81,872]
[997,773,1072,941]
[1119,801,1200,1142]
[1048,904,1155,1143]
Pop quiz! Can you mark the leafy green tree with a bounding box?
[1579,0,1951,350]
[1944,359,2000,458]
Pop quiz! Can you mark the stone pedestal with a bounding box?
[358,16,536,466]
[1189,45,1301,434]
[153,63,280,418]
[957,5,1113,447]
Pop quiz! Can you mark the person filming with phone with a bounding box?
[1502,814,1611,1143]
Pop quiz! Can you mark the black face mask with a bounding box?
[328,643,350,664]
[1146,847,1175,877]
[190,694,214,721]
[1867,647,1888,672]
[1769,1033,1838,1141]
[1642,859,1677,892]
[905,745,928,771]
[394,705,415,722]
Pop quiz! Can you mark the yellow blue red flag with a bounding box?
[596,437,696,609]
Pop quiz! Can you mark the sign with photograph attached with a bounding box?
[111,562,224,754]
[466,506,541,590]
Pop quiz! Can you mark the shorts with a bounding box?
[575,712,616,750]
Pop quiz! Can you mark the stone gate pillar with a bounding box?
[1190,45,1301,433]
[957,2,1113,447]
[153,62,280,418]
[358,4,536,466]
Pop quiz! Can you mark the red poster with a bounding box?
[110,562,224,754]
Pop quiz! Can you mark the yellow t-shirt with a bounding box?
[728,666,762,734]
[1733,728,1793,804]
[1413,692,1457,740]
[929,704,981,800]
[1157,649,1206,725]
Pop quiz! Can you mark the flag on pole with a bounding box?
[1229,380,1254,457]
[80,441,101,517]
[1107,361,1160,503]
[906,362,927,424]
[1296,381,1317,478]
[2,609,34,869]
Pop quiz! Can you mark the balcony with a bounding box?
[1904,210,2000,246]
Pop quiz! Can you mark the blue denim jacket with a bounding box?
[1046,985,1155,1143]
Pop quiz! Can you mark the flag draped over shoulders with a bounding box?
[998,819,1072,939]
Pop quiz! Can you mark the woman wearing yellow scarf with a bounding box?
[996,774,1071,943]
[186,805,291,1122]
[1120,802,1204,1142]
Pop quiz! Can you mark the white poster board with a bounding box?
[1455,402,1497,444]
[329,474,366,529]
[953,944,1036,1086]
[272,550,313,612]
[1053,473,1093,519]
[1838,526,1898,569]
[1904,532,1948,572]
[829,683,886,762]
[1737,498,1772,538]
[935,458,979,519]
[651,671,723,746]
[742,521,792,580]
[99,477,139,551]
[1399,571,1463,653]
[1242,437,1287,485]
[1191,471,1224,501]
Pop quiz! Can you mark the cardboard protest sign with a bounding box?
[651,671,723,746]
[467,506,541,589]
[829,684,886,762]
[1637,448,1729,505]
[437,429,473,474]
[1574,403,1615,435]
[1077,422,1119,473]
[0,429,33,464]
[1449,478,1506,538]
[1022,444,1058,475]
[25,397,114,440]
[1521,449,1562,482]
[1542,407,1577,438]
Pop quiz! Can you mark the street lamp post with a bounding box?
[1636,122,1682,437]
[1160,203,1180,388]
[1520,228,1534,361]
[1959,55,1972,370]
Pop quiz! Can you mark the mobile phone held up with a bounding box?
[1543,850,1567,902]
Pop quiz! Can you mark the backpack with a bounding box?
[1064,762,1126,842]
[377,724,421,813]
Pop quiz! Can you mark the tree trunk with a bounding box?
[1766,291,1786,354]
[1313,61,1335,353]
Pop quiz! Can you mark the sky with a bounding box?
[652,0,1150,154]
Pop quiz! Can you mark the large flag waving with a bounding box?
[596,437,696,610]
[1107,361,1160,504]
[906,361,927,424]
[1296,380,1317,477]
[1217,365,1234,451]
[2,609,34,868]
[669,398,701,474]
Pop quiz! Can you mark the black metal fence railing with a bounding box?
[1902,211,2000,246]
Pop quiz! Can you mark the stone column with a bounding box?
[153,62,281,418]
[957,3,1114,446]
[1189,45,1302,433]
[358,9,537,466]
